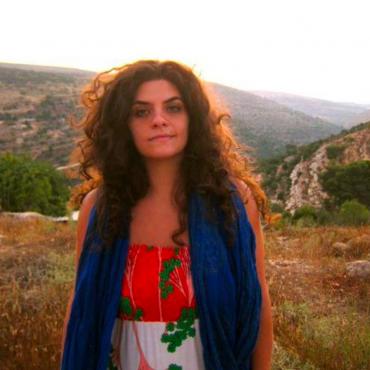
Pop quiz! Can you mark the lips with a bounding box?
[149,134,174,141]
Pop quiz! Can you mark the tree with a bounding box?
[0,153,70,216]
[326,144,346,160]
[292,205,318,222]
[338,200,370,226]
[319,160,370,208]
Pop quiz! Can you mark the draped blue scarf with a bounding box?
[61,184,262,370]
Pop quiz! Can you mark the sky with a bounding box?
[1,0,370,104]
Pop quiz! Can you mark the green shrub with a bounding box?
[319,161,370,208]
[337,200,370,226]
[270,203,285,214]
[315,208,334,225]
[326,144,346,160]
[301,141,322,160]
[277,191,285,201]
[292,205,317,222]
[0,153,70,216]
[295,215,317,227]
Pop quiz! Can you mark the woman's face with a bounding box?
[128,79,189,163]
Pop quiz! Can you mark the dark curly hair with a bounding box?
[68,59,277,250]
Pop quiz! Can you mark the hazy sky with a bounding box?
[1,0,369,104]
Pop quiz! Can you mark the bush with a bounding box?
[0,153,70,216]
[292,205,318,223]
[326,144,346,160]
[315,208,334,225]
[295,215,317,227]
[337,200,370,226]
[319,161,370,208]
[270,202,285,214]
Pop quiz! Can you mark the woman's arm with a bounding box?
[235,181,274,370]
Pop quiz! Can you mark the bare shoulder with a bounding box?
[230,177,259,224]
[81,187,99,209]
[229,176,250,196]
[75,188,99,268]
[79,188,98,226]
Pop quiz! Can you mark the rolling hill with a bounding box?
[210,83,341,158]
[251,90,370,128]
[0,62,349,165]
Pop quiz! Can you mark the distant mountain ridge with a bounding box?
[0,62,95,77]
[0,62,359,164]
[251,90,370,128]
[210,83,341,157]
[349,109,370,126]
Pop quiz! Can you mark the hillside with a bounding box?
[211,83,341,158]
[251,90,370,128]
[0,63,345,165]
[260,121,370,213]
[0,65,93,166]
[0,62,94,77]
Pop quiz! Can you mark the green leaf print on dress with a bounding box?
[159,257,182,299]
[168,364,182,370]
[158,250,197,369]
[120,296,144,321]
[160,307,197,353]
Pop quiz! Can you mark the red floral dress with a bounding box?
[106,243,205,370]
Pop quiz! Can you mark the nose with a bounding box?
[151,107,168,126]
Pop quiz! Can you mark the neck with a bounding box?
[144,157,183,201]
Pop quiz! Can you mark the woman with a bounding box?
[61,60,275,370]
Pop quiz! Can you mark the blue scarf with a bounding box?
[61,185,262,370]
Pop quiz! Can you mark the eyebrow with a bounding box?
[132,96,183,106]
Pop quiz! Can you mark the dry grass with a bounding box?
[0,215,75,370]
[0,215,369,369]
[267,225,370,370]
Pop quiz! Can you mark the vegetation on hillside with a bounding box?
[258,139,324,200]
[212,83,341,158]
[0,66,76,86]
[276,200,370,228]
[258,122,370,215]
[320,161,370,209]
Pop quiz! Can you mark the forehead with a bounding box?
[134,79,182,102]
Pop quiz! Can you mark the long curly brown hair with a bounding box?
[68,59,277,250]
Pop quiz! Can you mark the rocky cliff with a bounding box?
[263,122,370,213]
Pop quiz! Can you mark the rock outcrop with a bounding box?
[285,126,370,213]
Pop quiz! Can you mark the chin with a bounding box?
[144,151,184,161]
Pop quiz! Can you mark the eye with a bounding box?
[132,107,150,118]
[167,104,183,113]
